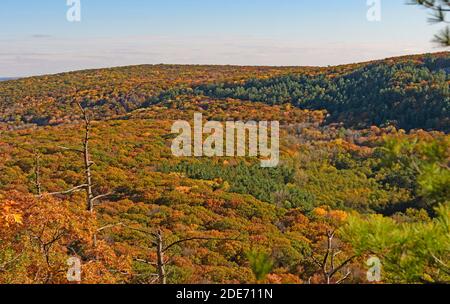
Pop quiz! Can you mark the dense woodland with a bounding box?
[0,52,449,284]
[156,54,450,132]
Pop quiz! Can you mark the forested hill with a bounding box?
[0,52,449,132]
[156,53,450,132]
[0,53,449,284]
[0,65,321,128]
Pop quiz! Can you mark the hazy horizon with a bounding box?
[0,0,447,77]
[1,50,448,79]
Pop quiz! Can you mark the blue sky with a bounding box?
[0,0,445,77]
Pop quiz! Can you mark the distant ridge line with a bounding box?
[0,77,19,82]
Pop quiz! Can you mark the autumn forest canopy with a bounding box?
[0,52,449,284]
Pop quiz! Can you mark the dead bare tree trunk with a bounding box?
[56,102,111,212]
[123,225,240,284]
[155,229,166,285]
[33,151,42,196]
[310,229,356,284]
[50,102,112,252]
[78,102,95,213]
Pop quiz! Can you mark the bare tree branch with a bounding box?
[92,192,114,204]
[335,270,352,284]
[42,184,88,197]
[58,146,84,154]
[97,222,124,232]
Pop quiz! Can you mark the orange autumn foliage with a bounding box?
[0,191,131,284]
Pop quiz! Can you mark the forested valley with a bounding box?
[0,52,449,284]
